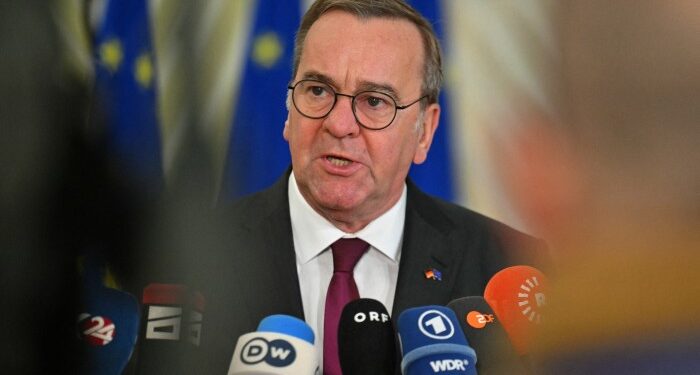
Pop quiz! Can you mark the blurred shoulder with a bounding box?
[218,172,290,227]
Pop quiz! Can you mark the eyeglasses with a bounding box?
[288,79,426,130]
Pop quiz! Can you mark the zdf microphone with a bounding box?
[397,305,477,374]
[484,265,549,357]
[447,296,524,374]
[228,315,318,375]
[338,298,398,375]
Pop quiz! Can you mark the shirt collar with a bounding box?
[288,173,406,264]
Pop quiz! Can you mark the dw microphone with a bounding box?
[228,314,318,375]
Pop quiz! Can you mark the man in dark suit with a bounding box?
[193,0,547,373]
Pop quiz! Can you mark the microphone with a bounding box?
[483,266,549,358]
[137,283,203,374]
[447,296,524,374]
[227,314,318,375]
[78,285,140,375]
[397,305,477,374]
[338,298,398,374]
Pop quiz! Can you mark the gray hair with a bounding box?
[292,0,443,106]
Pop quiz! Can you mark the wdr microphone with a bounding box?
[228,315,318,375]
[484,266,549,357]
[447,296,524,374]
[397,306,477,374]
[338,298,398,375]
[78,285,140,375]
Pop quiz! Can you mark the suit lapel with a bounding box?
[392,181,461,317]
[234,175,465,320]
[199,172,303,373]
[237,171,305,321]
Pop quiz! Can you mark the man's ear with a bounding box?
[282,116,290,141]
[413,103,440,164]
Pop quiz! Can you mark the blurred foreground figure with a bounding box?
[495,1,700,373]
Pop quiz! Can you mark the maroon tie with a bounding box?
[323,238,369,375]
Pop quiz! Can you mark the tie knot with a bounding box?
[331,238,369,273]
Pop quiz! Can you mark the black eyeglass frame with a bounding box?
[287,79,427,131]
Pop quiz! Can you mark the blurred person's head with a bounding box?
[499,0,700,247]
[493,0,700,370]
[284,0,442,232]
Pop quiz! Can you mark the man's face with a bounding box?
[284,10,439,232]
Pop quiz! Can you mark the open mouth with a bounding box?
[326,155,352,167]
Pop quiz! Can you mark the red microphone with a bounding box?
[484,265,549,357]
[137,284,205,374]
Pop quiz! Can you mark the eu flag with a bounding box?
[92,0,162,191]
[408,0,456,202]
[222,0,301,199]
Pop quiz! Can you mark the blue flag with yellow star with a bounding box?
[93,0,162,191]
[407,0,456,202]
[222,0,301,199]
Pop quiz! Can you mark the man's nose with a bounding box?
[322,94,360,138]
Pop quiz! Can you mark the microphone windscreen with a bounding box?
[484,265,549,356]
[447,296,524,374]
[338,298,398,375]
[258,314,314,345]
[79,286,140,375]
[397,305,477,375]
[228,315,318,375]
[137,283,195,375]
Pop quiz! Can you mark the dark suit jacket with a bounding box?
[190,170,548,374]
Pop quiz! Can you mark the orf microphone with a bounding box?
[484,266,549,357]
[447,296,524,374]
[227,315,318,375]
[338,298,398,374]
[397,305,477,374]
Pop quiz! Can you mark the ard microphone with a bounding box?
[484,266,549,357]
[228,315,318,375]
[447,296,524,374]
[397,305,477,374]
[338,298,398,374]
[78,285,140,375]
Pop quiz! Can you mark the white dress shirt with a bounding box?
[288,173,405,368]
